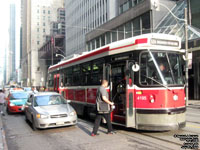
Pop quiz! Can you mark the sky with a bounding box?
[0,0,20,84]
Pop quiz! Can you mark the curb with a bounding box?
[0,116,8,150]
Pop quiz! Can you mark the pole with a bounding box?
[185,8,189,106]
[51,36,54,65]
[51,45,53,65]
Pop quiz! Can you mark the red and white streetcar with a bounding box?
[48,33,186,131]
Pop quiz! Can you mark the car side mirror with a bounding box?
[67,100,71,103]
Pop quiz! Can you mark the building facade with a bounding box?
[21,0,64,86]
[65,0,119,56]
[6,4,16,84]
[86,0,177,51]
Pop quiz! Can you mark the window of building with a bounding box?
[106,32,111,44]
[125,22,132,38]
[92,39,96,50]
[43,10,45,14]
[96,37,100,48]
[133,17,140,36]
[112,29,117,42]
[101,34,105,46]
[43,23,45,26]
[141,12,150,34]
[37,9,39,13]
[87,42,91,51]
[43,29,45,32]
[48,10,50,14]
[37,22,39,26]
[118,25,124,40]
[37,28,39,32]
[37,41,40,45]
[123,2,129,12]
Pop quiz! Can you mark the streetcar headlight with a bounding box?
[173,95,178,101]
[149,95,155,103]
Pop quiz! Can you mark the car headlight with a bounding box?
[36,114,48,119]
[10,103,15,106]
[69,110,76,116]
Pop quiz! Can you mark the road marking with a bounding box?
[186,124,200,129]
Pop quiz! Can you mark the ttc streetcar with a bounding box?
[48,33,186,131]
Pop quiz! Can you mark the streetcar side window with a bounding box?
[64,67,73,86]
[82,62,92,85]
[91,59,104,85]
[73,65,81,86]
[48,73,54,87]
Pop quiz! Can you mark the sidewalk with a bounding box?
[0,115,7,150]
[188,99,200,106]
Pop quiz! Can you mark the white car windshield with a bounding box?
[34,95,67,106]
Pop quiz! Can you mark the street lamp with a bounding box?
[56,53,65,59]
[152,0,189,106]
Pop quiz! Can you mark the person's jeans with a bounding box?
[92,113,112,134]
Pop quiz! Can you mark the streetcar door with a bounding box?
[125,61,136,128]
[54,74,59,92]
[109,62,126,125]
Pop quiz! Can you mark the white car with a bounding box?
[24,92,77,130]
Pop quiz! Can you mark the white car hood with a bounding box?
[34,104,72,115]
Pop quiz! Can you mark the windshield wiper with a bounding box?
[143,75,172,91]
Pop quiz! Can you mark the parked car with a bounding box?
[7,90,29,113]
[24,92,77,130]
[23,87,32,92]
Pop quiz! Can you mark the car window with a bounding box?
[34,95,67,107]
[10,92,29,100]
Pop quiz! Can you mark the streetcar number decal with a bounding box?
[137,96,147,100]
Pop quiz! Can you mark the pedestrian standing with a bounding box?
[0,89,6,116]
[91,80,114,136]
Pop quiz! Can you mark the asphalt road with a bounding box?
[2,105,200,150]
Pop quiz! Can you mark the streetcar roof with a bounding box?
[49,33,181,72]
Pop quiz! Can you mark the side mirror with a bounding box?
[132,64,140,72]
[67,100,71,103]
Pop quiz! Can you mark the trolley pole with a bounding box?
[184,8,189,106]
[51,36,54,65]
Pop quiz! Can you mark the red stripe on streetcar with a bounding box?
[134,38,148,45]
[110,43,135,51]
[49,46,109,71]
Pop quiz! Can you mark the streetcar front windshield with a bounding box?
[140,50,184,86]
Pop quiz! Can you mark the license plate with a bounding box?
[56,122,64,125]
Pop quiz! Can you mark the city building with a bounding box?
[187,0,200,100]
[65,0,119,56]
[6,4,16,84]
[21,0,64,87]
[38,7,65,87]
